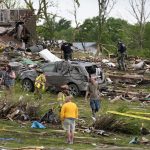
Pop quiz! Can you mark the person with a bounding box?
[85,76,101,119]
[3,65,16,99]
[117,41,127,71]
[60,96,78,144]
[61,42,73,61]
[57,84,70,108]
[34,69,46,100]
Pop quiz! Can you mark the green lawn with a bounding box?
[0,83,150,149]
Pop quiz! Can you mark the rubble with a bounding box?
[93,114,141,134]
[0,100,39,121]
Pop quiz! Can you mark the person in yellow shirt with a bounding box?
[60,96,78,144]
[57,85,70,108]
[34,69,46,100]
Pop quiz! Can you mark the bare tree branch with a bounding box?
[1,0,19,9]
[97,0,116,53]
[129,0,150,49]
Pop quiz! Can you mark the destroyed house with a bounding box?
[0,9,36,46]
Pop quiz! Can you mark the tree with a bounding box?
[24,0,54,22]
[70,0,80,43]
[143,22,150,49]
[129,0,150,49]
[97,0,116,54]
[0,0,19,9]
[24,0,57,39]
[76,17,98,42]
[55,18,71,32]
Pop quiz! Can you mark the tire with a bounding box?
[22,78,34,92]
[68,83,80,97]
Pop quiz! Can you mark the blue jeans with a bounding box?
[90,99,100,116]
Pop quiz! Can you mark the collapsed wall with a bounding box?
[0,9,36,48]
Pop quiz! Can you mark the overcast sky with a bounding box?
[24,0,150,26]
[54,0,134,25]
[52,0,150,26]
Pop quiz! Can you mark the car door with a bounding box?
[42,63,68,87]
[69,66,84,83]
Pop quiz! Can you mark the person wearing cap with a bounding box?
[60,96,78,144]
[34,69,46,100]
[57,85,70,110]
[3,64,16,99]
[85,76,101,119]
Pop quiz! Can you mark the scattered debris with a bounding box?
[129,137,139,144]
[0,100,39,121]
[93,114,140,134]
[132,61,145,70]
[39,109,60,124]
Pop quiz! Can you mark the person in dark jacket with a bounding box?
[61,42,73,61]
[117,41,127,71]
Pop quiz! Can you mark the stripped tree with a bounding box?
[97,0,116,54]
[24,0,57,40]
[129,0,150,49]
[71,0,80,43]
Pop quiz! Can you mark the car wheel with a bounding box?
[22,79,34,92]
[68,83,80,97]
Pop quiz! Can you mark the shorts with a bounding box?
[63,118,75,132]
[90,99,100,112]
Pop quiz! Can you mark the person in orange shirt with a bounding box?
[60,96,78,144]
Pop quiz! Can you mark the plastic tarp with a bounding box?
[21,58,37,65]
[31,121,46,129]
[39,49,62,62]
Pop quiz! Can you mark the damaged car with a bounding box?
[19,61,105,96]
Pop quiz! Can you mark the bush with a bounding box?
[128,48,150,58]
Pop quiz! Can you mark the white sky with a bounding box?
[57,0,150,24]
[54,0,136,26]
[22,0,150,26]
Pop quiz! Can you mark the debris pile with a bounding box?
[0,100,39,121]
[93,114,140,134]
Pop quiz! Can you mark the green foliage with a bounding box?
[54,28,74,42]
[144,22,150,49]
[37,16,150,53]
[128,48,150,58]
[55,18,71,32]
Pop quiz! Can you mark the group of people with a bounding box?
[0,39,127,145]
[60,40,127,71]
[57,75,101,145]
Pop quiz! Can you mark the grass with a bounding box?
[0,83,150,149]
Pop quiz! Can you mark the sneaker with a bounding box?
[69,141,73,144]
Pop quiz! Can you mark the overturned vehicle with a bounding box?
[19,61,105,96]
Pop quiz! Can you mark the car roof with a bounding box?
[70,61,96,66]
